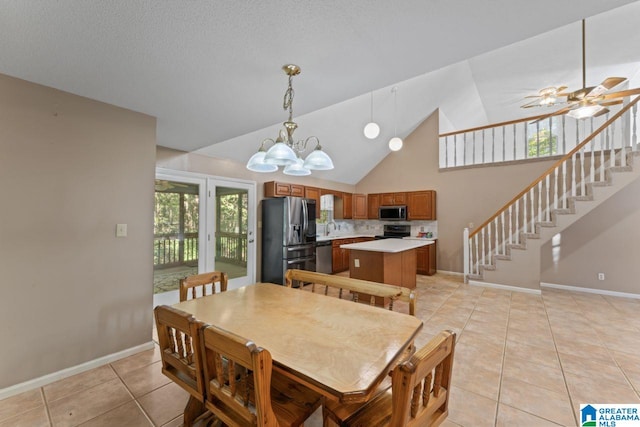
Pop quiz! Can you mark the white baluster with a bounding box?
[545,175,550,221]
[600,130,605,182]
[487,223,493,264]
[530,187,535,233]
[508,205,513,245]
[513,124,517,160]
[472,131,476,165]
[610,114,615,168]
[463,228,469,282]
[515,199,520,245]
[463,133,467,166]
[481,129,485,164]
[580,146,585,197]
[571,153,577,197]
[453,134,457,167]
[481,228,485,267]
[502,125,506,162]
[537,181,542,223]
[501,211,506,254]
[523,191,528,233]
[633,103,638,151]
[474,234,479,274]
[562,161,567,209]
[494,217,499,255]
[554,167,559,211]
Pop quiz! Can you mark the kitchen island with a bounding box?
[340,239,433,289]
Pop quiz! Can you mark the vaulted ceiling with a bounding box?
[2,1,639,184]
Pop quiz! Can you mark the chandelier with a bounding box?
[246,64,334,176]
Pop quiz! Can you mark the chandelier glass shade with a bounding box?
[246,64,334,174]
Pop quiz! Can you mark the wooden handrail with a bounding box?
[439,88,640,138]
[469,95,640,238]
[439,112,557,138]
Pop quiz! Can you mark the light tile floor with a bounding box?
[2,273,639,426]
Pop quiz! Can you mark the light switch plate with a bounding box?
[116,224,127,237]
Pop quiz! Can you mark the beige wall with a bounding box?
[356,110,556,273]
[540,177,640,294]
[0,74,156,389]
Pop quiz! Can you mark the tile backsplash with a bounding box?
[317,219,437,238]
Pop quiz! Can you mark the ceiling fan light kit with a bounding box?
[246,64,334,175]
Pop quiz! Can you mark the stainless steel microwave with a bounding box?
[379,205,407,221]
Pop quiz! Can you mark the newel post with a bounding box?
[463,228,470,283]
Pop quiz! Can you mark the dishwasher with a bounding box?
[315,240,333,274]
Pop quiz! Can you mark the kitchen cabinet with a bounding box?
[353,194,367,219]
[333,194,351,220]
[331,237,373,273]
[407,190,436,220]
[304,186,321,217]
[381,192,406,206]
[416,240,437,275]
[367,194,380,219]
[264,181,304,198]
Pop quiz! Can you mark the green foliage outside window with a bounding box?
[527,128,557,157]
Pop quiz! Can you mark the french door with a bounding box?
[153,169,256,305]
[207,178,256,289]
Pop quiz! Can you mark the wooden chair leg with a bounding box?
[183,396,207,427]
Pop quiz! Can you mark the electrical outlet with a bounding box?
[354,259,360,268]
[420,226,424,232]
[598,273,605,281]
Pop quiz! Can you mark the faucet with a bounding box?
[326,221,336,235]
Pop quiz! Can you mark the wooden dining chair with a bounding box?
[284,269,416,315]
[200,324,323,427]
[323,330,456,427]
[154,305,211,427]
[179,271,228,302]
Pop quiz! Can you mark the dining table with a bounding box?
[172,282,423,404]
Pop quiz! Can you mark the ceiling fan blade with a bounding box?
[521,99,543,108]
[599,99,623,107]
[601,77,626,90]
[593,107,610,118]
[601,88,640,100]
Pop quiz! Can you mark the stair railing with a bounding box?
[440,88,640,169]
[463,94,640,282]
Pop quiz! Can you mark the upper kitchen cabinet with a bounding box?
[304,186,321,216]
[380,192,406,206]
[367,194,380,219]
[264,181,304,198]
[407,190,436,220]
[333,193,353,219]
[353,194,367,219]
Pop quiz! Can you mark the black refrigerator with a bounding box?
[261,197,316,285]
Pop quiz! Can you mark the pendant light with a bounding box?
[363,91,380,139]
[388,87,403,151]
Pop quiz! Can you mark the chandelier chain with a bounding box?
[284,74,295,122]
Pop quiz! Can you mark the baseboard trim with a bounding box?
[468,280,541,295]
[434,270,464,276]
[0,341,155,401]
[540,282,640,299]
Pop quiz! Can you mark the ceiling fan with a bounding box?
[521,19,635,120]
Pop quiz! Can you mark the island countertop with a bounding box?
[340,238,433,253]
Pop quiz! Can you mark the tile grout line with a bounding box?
[541,289,580,427]
[39,387,53,427]
[491,289,513,426]
[109,359,158,426]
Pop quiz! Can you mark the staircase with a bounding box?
[463,95,640,291]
